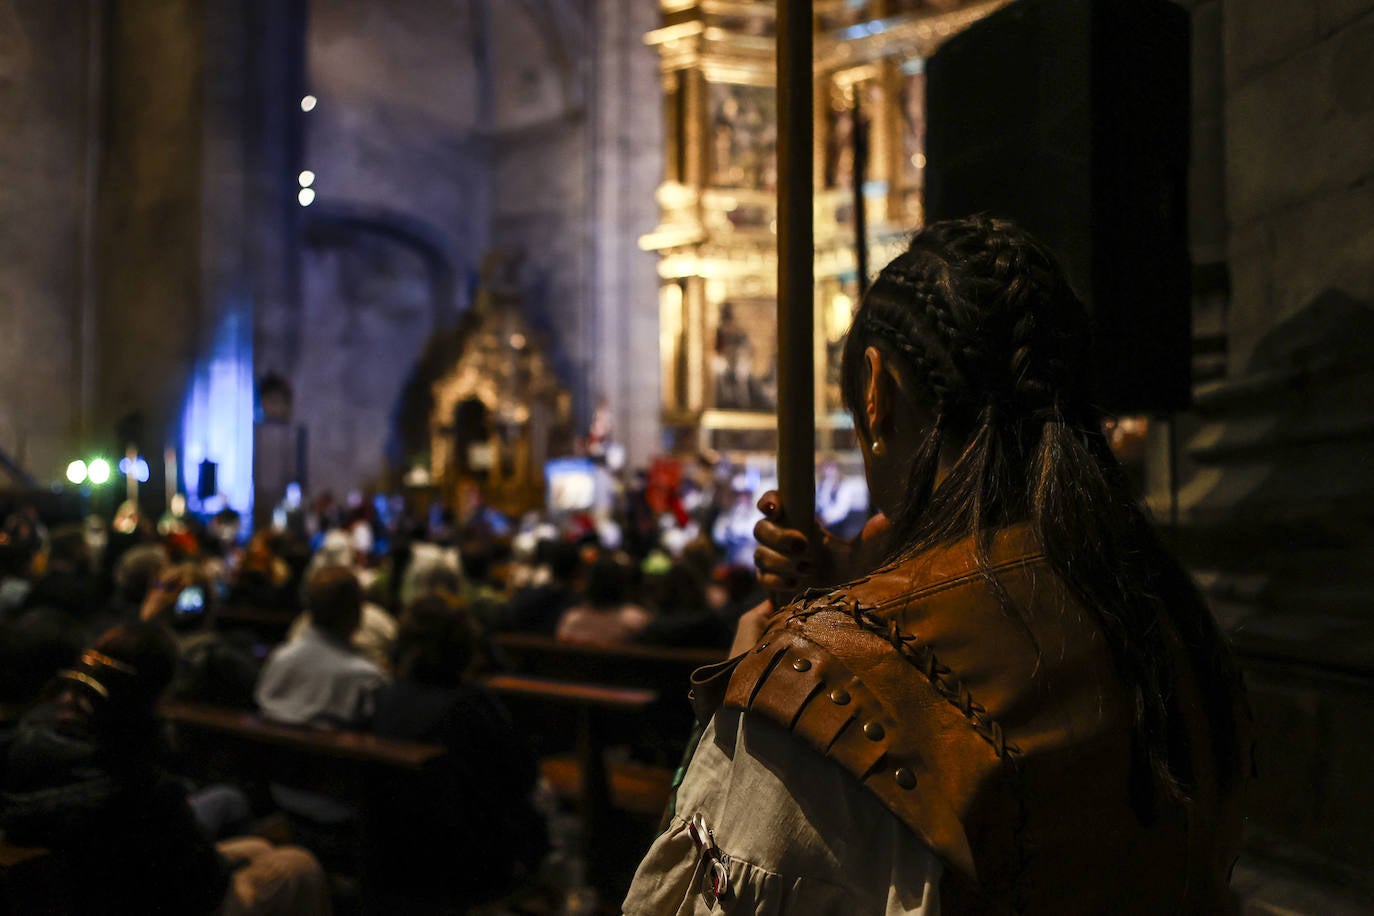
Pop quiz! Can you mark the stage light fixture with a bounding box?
[298,187,315,207]
[298,170,315,187]
[87,458,111,484]
[118,456,150,483]
[66,459,87,485]
[300,95,317,112]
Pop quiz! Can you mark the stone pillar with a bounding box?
[0,0,99,481]
[96,0,302,518]
[588,0,664,469]
[96,0,209,511]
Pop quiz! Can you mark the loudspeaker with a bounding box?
[197,459,219,501]
[925,0,1191,413]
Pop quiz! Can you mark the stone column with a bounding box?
[95,0,302,519]
[588,0,665,469]
[95,0,209,512]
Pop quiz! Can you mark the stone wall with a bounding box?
[1179,1,1374,907]
[0,0,96,481]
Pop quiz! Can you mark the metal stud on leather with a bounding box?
[791,657,812,672]
[829,687,851,705]
[863,721,886,741]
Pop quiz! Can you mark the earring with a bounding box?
[871,438,885,456]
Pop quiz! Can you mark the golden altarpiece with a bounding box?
[643,0,1010,454]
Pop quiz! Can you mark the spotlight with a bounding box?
[298,187,315,207]
[118,456,150,483]
[300,94,317,112]
[66,460,88,485]
[87,458,111,485]
[298,169,315,187]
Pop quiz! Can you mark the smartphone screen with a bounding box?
[175,585,206,617]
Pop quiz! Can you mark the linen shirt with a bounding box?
[624,708,941,915]
[255,624,387,728]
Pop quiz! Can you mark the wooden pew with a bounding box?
[493,633,723,688]
[492,634,722,764]
[482,673,662,899]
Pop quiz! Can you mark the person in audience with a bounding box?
[0,539,36,618]
[497,539,583,635]
[398,539,464,609]
[0,622,329,914]
[138,561,260,709]
[257,565,388,728]
[636,562,731,648]
[228,531,295,611]
[20,523,100,625]
[107,543,170,621]
[287,533,397,673]
[367,595,547,907]
[257,566,390,831]
[556,555,652,645]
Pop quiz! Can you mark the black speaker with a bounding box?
[197,459,219,502]
[925,0,1191,413]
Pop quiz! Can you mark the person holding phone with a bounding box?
[625,216,1250,914]
[141,562,260,709]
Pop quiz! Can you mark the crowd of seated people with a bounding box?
[0,487,761,910]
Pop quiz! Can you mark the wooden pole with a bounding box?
[776,0,816,537]
[852,84,870,301]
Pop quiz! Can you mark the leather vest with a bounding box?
[692,525,1245,915]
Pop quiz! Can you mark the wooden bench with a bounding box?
[493,633,723,688]
[482,673,661,889]
[492,634,722,762]
[161,701,446,771]
[162,700,448,810]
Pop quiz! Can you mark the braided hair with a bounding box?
[841,215,1242,813]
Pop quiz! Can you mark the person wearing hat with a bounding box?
[0,622,329,914]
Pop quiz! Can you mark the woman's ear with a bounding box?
[863,345,889,439]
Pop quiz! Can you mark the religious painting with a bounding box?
[710,300,776,411]
[708,83,777,191]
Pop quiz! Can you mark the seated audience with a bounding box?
[108,543,170,621]
[257,566,390,829]
[636,562,731,648]
[257,565,388,728]
[398,540,464,609]
[556,555,652,645]
[367,595,547,907]
[287,535,397,673]
[140,561,260,709]
[20,523,100,628]
[0,622,328,914]
[227,532,295,611]
[0,540,35,619]
[497,539,583,635]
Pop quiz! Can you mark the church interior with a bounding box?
[2,0,1374,913]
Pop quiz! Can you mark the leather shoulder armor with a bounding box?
[710,598,1023,888]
